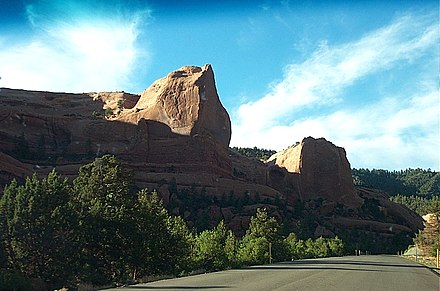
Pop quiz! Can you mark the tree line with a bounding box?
[352,168,439,197]
[0,155,345,290]
[390,195,440,216]
[352,168,439,215]
[231,146,276,161]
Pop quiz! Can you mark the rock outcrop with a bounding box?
[267,137,363,208]
[0,65,232,180]
[117,65,231,147]
[0,65,424,252]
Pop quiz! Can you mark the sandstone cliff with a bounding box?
[0,65,423,252]
[119,65,231,147]
[267,137,362,207]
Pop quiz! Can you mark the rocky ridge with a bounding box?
[0,65,423,252]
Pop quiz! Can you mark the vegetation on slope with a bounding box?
[0,155,344,289]
[414,199,440,256]
[231,146,440,216]
[230,146,276,161]
[2,146,434,288]
[352,168,439,197]
[352,168,440,215]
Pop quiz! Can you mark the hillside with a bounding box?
[352,168,439,197]
[229,148,439,215]
[352,168,439,215]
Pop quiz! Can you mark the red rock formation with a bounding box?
[0,65,424,246]
[267,137,363,208]
[0,65,232,179]
[0,152,33,187]
[117,65,231,147]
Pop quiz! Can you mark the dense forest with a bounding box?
[351,168,439,197]
[0,155,344,290]
[352,168,440,215]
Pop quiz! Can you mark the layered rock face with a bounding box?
[0,65,232,182]
[0,65,423,250]
[267,137,362,208]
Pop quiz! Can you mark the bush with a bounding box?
[192,221,235,271]
[238,236,270,265]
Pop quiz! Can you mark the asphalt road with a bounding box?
[106,255,439,291]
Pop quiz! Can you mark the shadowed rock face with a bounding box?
[0,65,423,247]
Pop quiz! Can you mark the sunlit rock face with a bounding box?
[267,137,362,208]
[0,65,232,181]
[117,64,231,147]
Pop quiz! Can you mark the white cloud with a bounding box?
[236,89,439,169]
[231,13,439,170]
[0,1,151,92]
[298,91,439,170]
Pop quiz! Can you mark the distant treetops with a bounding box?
[231,146,276,161]
[352,168,439,215]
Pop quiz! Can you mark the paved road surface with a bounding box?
[106,255,439,291]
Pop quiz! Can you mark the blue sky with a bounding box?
[0,0,439,170]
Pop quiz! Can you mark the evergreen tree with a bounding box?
[313,237,330,258]
[352,168,439,197]
[284,232,298,259]
[0,236,6,269]
[70,155,194,283]
[390,195,440,215]
[245,208,280,242]
[231,146,276,161]
[0,170,78,287]
[72,155,135,284]
[284,233,344,259]
[328,236,345,257]
[133,190,192,278]
[164,215,194,274]
[238,208,287,264]
[238,236,270,265]
[304,238,317,258]
[224,229,239,268]
[192,221,236,271]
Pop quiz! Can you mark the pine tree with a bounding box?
[192,221,236,271]
[72,155,135,284]
[0,170,78,287]
[238,208,288,264]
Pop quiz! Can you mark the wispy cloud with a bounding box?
[231,13,439,170]
[0,0,151,92]
[263,89,440,170]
